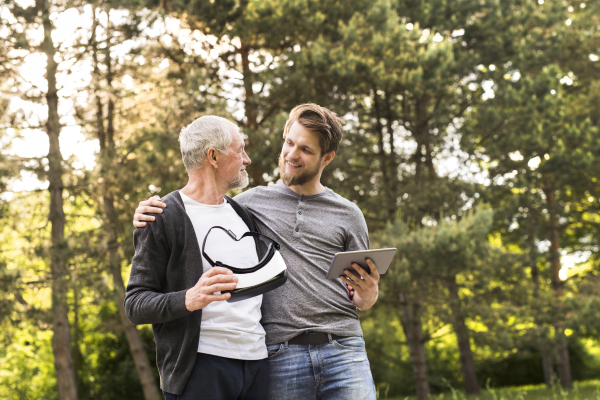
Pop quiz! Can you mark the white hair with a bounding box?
[179,115,235,173]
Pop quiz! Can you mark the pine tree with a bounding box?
[3,1,80,397]
[461,0,600,388]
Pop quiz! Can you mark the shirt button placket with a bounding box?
[295,195,304,235]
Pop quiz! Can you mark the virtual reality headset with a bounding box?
[202,226,288,303]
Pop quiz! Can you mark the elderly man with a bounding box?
[134,104,380,399]
[125,116,270,400]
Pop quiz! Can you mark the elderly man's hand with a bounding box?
[185,267,238,311]
[339,259,380,311]
[133,195,167,227]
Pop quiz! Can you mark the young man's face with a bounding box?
[221,127,251,189]
[278,121,329,187]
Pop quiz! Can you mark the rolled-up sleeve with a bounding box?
[125,220,190,325]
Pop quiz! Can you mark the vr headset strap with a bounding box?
[221,195,263,262]
[224,195,259,233]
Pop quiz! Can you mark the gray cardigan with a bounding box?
[124,190,256,395]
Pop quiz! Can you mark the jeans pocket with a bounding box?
[267,343,284,359]
[333,336,366,351]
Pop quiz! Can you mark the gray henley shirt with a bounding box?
[234,182,369,344]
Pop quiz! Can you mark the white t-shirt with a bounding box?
[180,191,267,360]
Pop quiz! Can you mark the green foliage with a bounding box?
[0,325,58,400]
[388,379,600,399]
[477,340,600,389]
[77,327,157,400]
[366,207,530,396]
[1,0,599,398]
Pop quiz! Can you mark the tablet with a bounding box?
[325,248,397,280]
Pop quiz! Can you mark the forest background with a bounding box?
[0,0,599,399]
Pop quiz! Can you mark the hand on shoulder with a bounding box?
[133,195,167,227]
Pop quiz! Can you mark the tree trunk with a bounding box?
[446,275,479,395]
[398,290,430,400]
[71,272,84,394]
[41,1,78,398]
[414,97,435,182]
[555,337,572,389]
[91,17,161,399]
[543,173,573,389]
[543,175,563,298]
[104,192,162,400]
[540,342,555,386]
[372,89,395,222]
[526,196,554,387]
[240,43,266,186]
[383,90,398,219]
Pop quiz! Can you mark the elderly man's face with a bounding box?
[220,127,251,190]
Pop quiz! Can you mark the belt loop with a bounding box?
[284,341,289,349]
[327,333,332,343]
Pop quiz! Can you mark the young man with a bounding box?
[125,116,269,400]
[134,104,380,399]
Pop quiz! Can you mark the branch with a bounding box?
[453,100,471,119]
[117,137,155,165]
[426,94,446,124]
[1,155,44,162]
[475,118,508,147]
[257,101,280,126]
[423,324,454,342]
[13,290,30,306]
[560,220,600,230]
[22,279,51,286]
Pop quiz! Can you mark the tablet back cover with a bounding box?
[326,248,397,279]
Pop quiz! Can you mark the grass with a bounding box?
[383,379,600,400]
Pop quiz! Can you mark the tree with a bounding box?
[461,0,600,388]
[0,1,82,397]
[310,0,491,394]
[85,5,162,399]
[148,0,373,186]
[373,207,524,398]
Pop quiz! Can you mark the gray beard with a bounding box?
[228,172,249,189]
[278,155,322,187]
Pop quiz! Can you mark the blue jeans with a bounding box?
[266,336,376,400]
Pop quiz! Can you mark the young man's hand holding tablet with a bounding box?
[324,248,393,299]
[326,248,397,280]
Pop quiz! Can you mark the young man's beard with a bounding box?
[278,154,323,187]
[228,171,249,189]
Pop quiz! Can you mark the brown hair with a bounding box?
[283,103,344,155]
